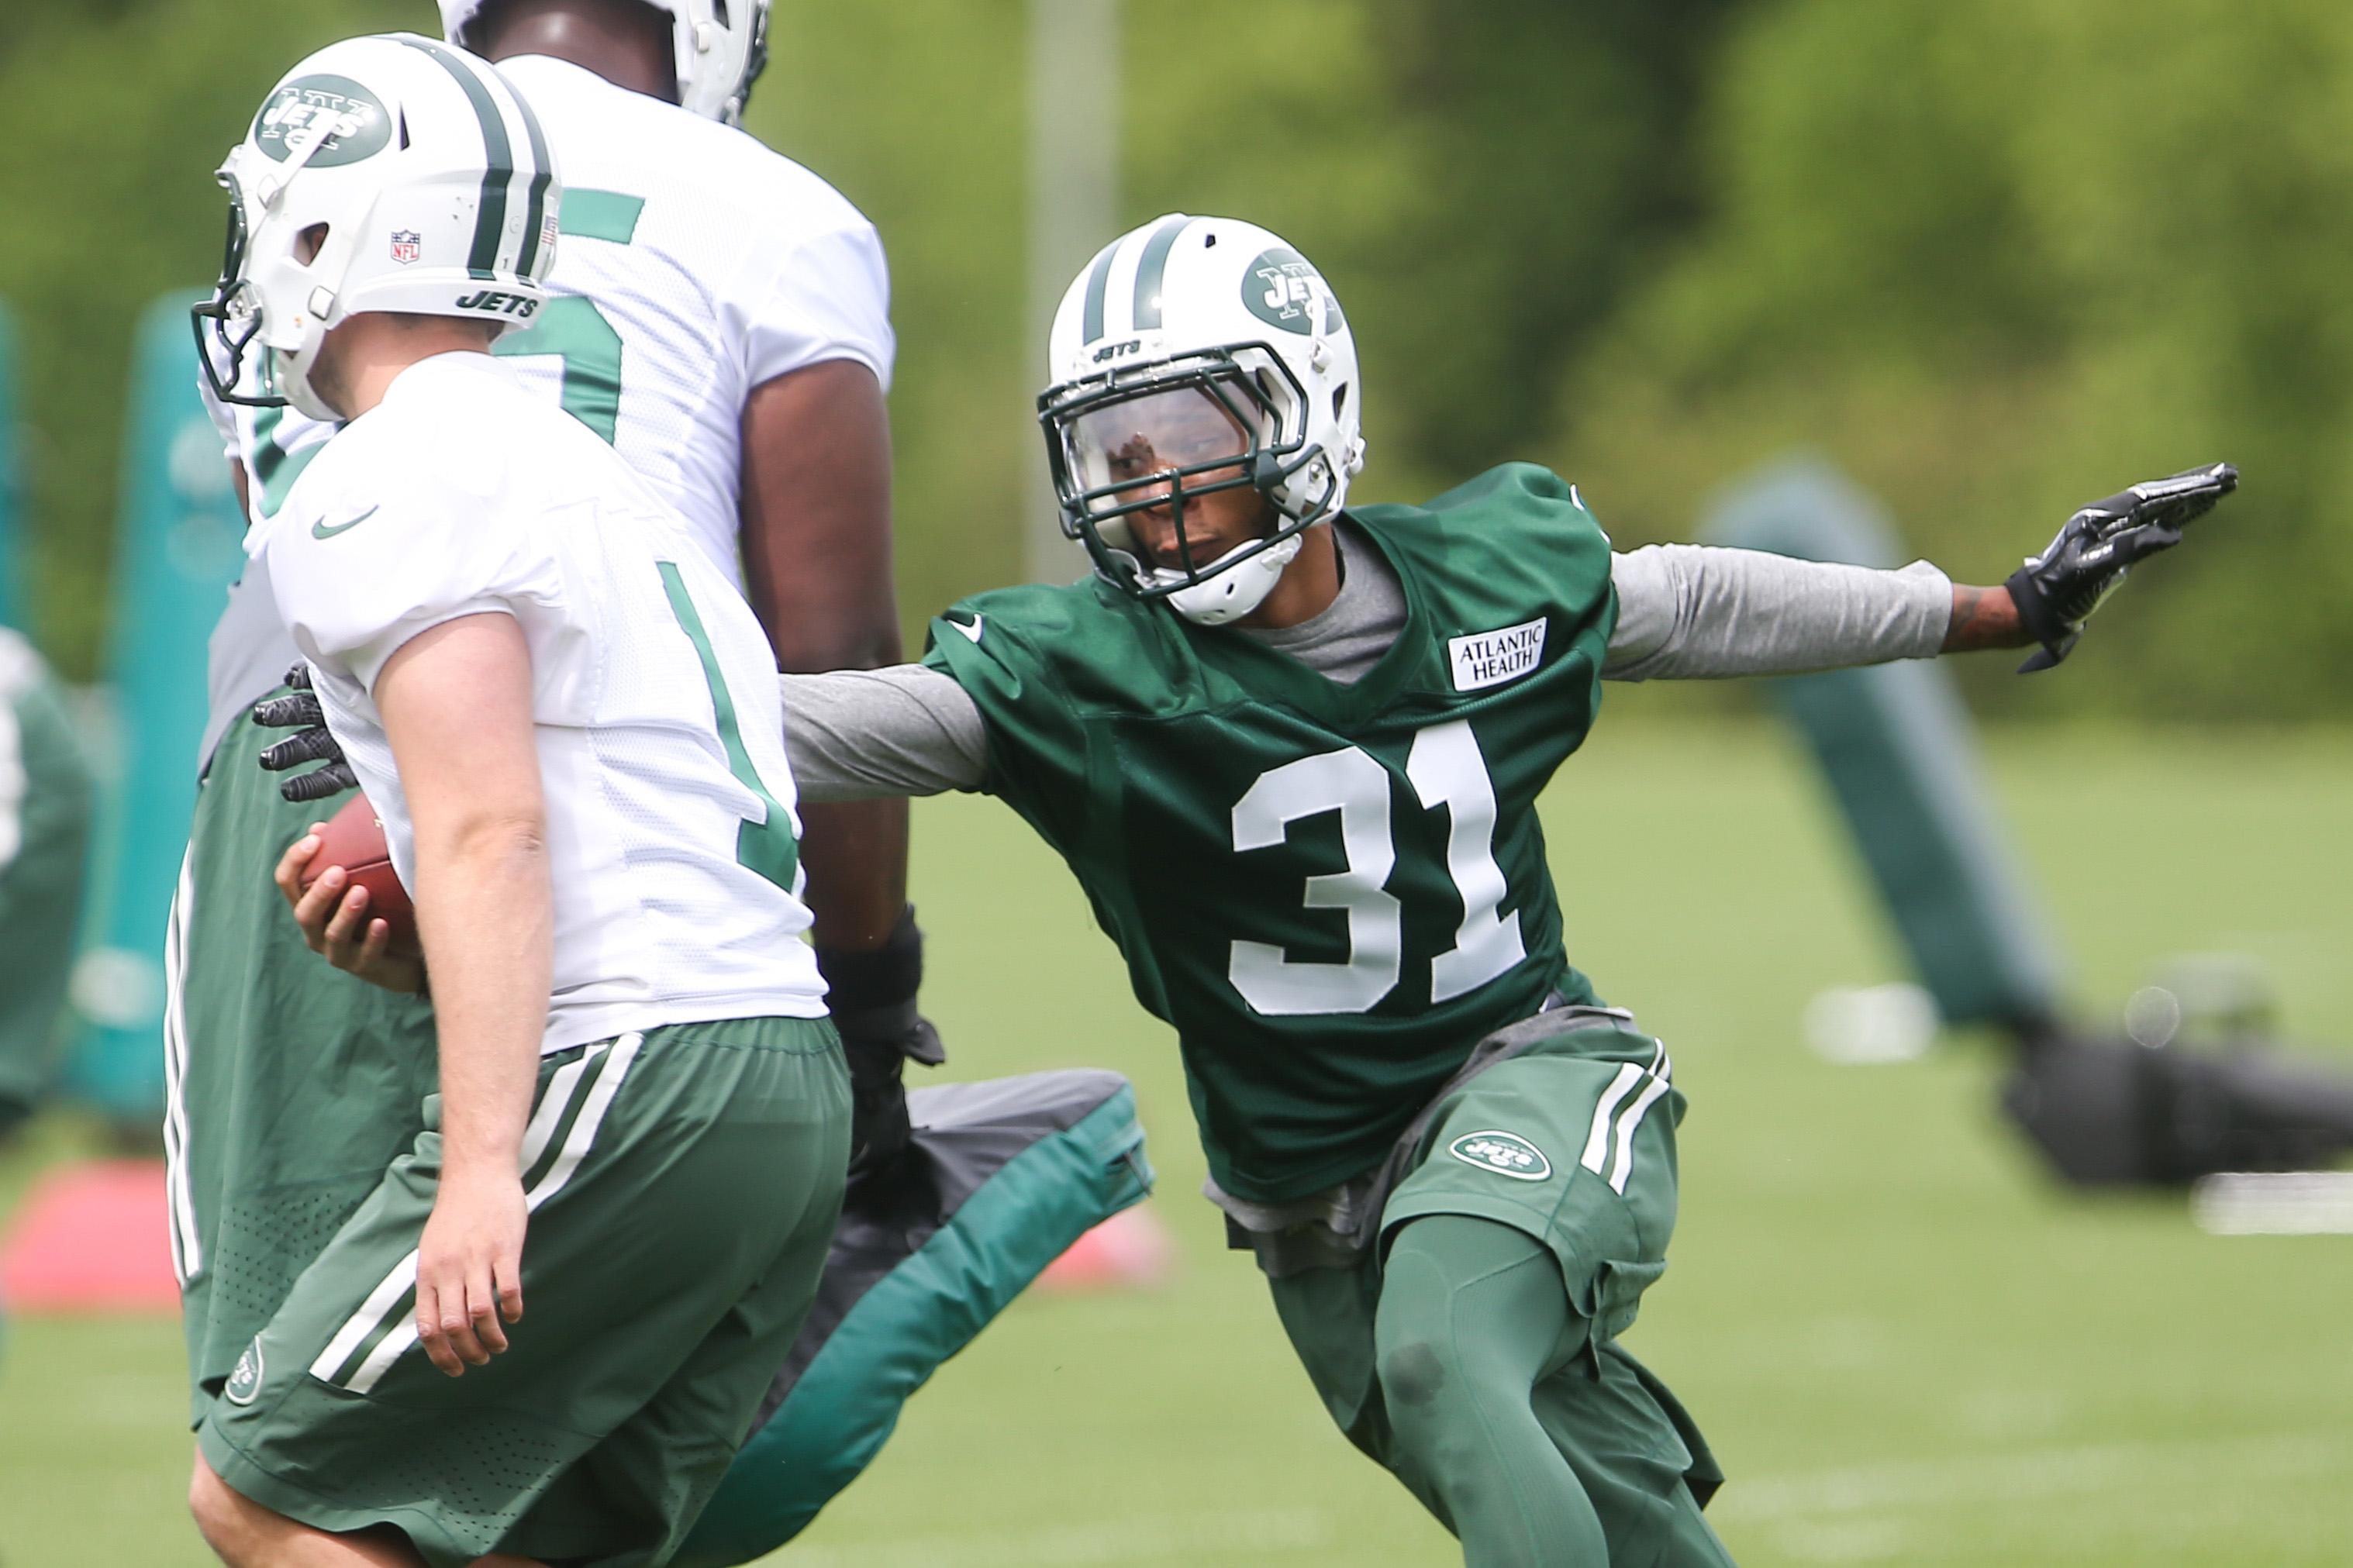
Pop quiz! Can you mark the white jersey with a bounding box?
[198,53,893,766]
[261,353,828,1053]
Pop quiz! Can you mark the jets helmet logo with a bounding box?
[389,230,422,265]
[1243,247,1345,338]
[225,1337,266,1405]
[253,74,391,168]
[1448,1130,1552,1182]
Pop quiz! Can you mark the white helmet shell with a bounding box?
[438,0,771,124]
[1040,214,1365,621]
[196,33,561,421]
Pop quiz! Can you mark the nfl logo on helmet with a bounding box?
[389,229,422,265]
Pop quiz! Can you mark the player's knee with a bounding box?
[188,1453,254,1561]
[1376,1331,1454,1414]
[1376,1328,1492,1494]
[188,1453,310,1566]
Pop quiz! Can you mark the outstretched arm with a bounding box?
[778,664,988,801]
[1606,463,2235,681]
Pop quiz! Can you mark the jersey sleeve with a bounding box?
[1604,546,1951,681]
[736,218,896,394]
[916,591,1105,846]
[271,465,559,695]
[778,664,988,801]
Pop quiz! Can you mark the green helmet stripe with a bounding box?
[510,79,554,279]
[1129,215,1191,332]
[394,36,518,281]
[1079,237,1120,344]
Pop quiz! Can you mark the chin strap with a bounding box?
[1156,532,1305,625]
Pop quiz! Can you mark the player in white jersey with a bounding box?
[174,0,921,1441]
[275,357,831,1042]
[184,36,848,1568]
[181,7,1149,1561]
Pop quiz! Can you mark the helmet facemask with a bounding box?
[1041,344,1338,622]
[191,172,272,408]
[191,126,385,422]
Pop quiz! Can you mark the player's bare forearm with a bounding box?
[795,800,909,946]
[1941,584,2033,653]
[740,357,908,950]
[377,613,545,1372]
[378,616,550,1174]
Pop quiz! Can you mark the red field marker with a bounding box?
[0,1158,179,1315]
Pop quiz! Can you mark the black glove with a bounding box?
[2006,462,2237,673]
[253,663,359,804]
[817,904,946,1178]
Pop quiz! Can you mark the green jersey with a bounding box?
[924,463,1618,1202]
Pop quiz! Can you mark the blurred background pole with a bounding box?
[1703,457,2069,1033]
[1023,0,1120,583]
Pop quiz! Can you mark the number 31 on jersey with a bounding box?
[1229,719,1523,1017]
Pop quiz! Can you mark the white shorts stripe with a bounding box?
[519,1042,605,1180]
[161,846,202,1283]
[1578,1064,1646,1176]
[310,1253,421,1385]
[337,1033,642,1396]
[341,1316,420,1396]
[1606,1073,1675,1196]
[525,1032,640,1212]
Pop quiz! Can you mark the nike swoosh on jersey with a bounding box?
[953,614,985,643]
[311,505,379,539]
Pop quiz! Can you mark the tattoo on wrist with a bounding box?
[1946,584,2026,652]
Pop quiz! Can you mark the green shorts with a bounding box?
[199,1016,850,1568]
[1266,1017,1724,1562]
[173,696,440,1422]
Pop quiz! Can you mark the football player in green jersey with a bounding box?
[295,212,2234,1566]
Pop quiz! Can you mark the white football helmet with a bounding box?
[438,0,771,124]
[1040,214,1365,625]
[194,33,561,422]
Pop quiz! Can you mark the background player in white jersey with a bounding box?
[187,35,848,1567]
[194,6,1148,1556]
[177,0,915,1435]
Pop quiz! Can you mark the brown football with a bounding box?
[298,792,417,954]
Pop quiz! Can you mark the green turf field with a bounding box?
[5,724,2351,1566]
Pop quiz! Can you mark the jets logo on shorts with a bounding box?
[226,1337,266,1406]
[1448,1130,1551,1182]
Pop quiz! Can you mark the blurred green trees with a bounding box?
[7,0,2348,717]
[1559,0,2353,719]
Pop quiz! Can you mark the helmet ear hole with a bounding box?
[1333,382,1349,421]
[297,223,331,265]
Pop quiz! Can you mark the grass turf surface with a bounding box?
[5,724,2351,1566]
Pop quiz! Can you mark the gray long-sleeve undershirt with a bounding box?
[779,527,1953,801]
